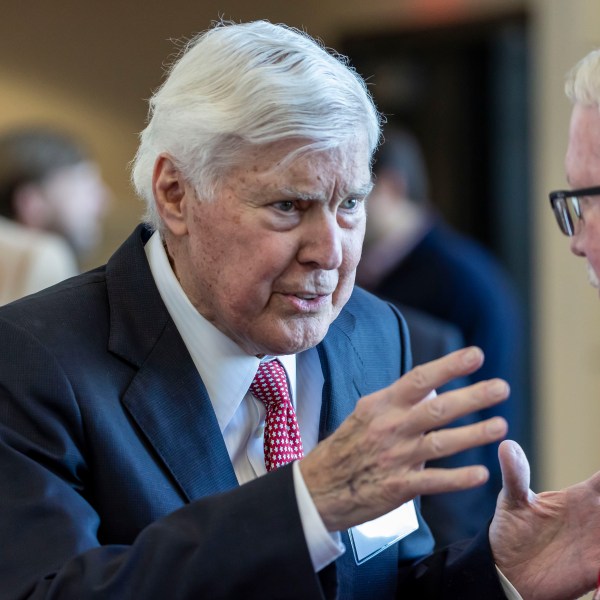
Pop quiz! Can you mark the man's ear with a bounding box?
[152,154,191,236]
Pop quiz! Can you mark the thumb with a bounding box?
[498,439,531,506]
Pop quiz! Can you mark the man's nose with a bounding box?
[298,214,343,270]
[570,229,586,257]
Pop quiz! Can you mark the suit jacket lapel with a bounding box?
[106,226,238,502]
[317,307,365,438]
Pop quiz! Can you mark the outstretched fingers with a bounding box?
[393,346,485,408]
[405,378,510,435]
[404,465,491,497]
[410,415,508,465]
[397,416,509,495]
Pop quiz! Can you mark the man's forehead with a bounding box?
[566,104,600,183]
[262,142,372,188]
[569,104,600,144]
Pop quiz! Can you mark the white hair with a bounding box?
[565,49,600,107]
[131,20,383,230]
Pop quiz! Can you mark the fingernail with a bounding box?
[488,379,509,399]
[486,417,506,435]
[474,467,489,484]
[462,347,481,366]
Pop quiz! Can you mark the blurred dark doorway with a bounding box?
[342,11,535,470]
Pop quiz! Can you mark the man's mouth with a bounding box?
[281,291,332,312]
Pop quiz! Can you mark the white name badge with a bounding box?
[348,500,419,565]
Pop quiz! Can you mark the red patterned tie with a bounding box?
[250,359,304,471]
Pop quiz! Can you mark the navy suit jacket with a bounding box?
[0,226,507,599]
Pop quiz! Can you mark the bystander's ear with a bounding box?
[12,183,52,229]
[152,153,193,237]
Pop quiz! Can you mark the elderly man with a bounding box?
[1,20,600,600]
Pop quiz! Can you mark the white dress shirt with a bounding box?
[144,230,521,598]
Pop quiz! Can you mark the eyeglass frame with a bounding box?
[548,185,600,236]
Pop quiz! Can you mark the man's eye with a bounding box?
[274,200,295,212]
[340,198,360,210]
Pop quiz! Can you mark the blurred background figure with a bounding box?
[357,127,526,543]
[0,127,111,305]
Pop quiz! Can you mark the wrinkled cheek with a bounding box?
[344,243,363,281]
[331,279,355,320]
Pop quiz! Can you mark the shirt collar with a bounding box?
[144,230,296,431]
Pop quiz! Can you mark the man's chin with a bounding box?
[251,325,330,357]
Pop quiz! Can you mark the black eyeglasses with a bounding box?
[549,186,600,236]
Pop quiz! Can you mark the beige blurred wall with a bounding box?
[1,0,599,500]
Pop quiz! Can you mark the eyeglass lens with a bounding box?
[552,196,582,236]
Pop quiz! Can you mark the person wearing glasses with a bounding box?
[547,49,600,599]
[549,49,600,297]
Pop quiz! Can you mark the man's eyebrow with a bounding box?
[279,187,323,201]
[279,182,374,200]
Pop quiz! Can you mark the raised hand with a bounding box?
[491,440,600,600]
[300,346,509,531]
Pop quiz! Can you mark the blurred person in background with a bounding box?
[357,127,526,515]
[0,127,111,304]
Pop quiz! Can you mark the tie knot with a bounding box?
[250,359,290,409]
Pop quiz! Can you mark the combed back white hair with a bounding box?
[565,49,600,107]
[131,20,383,229]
